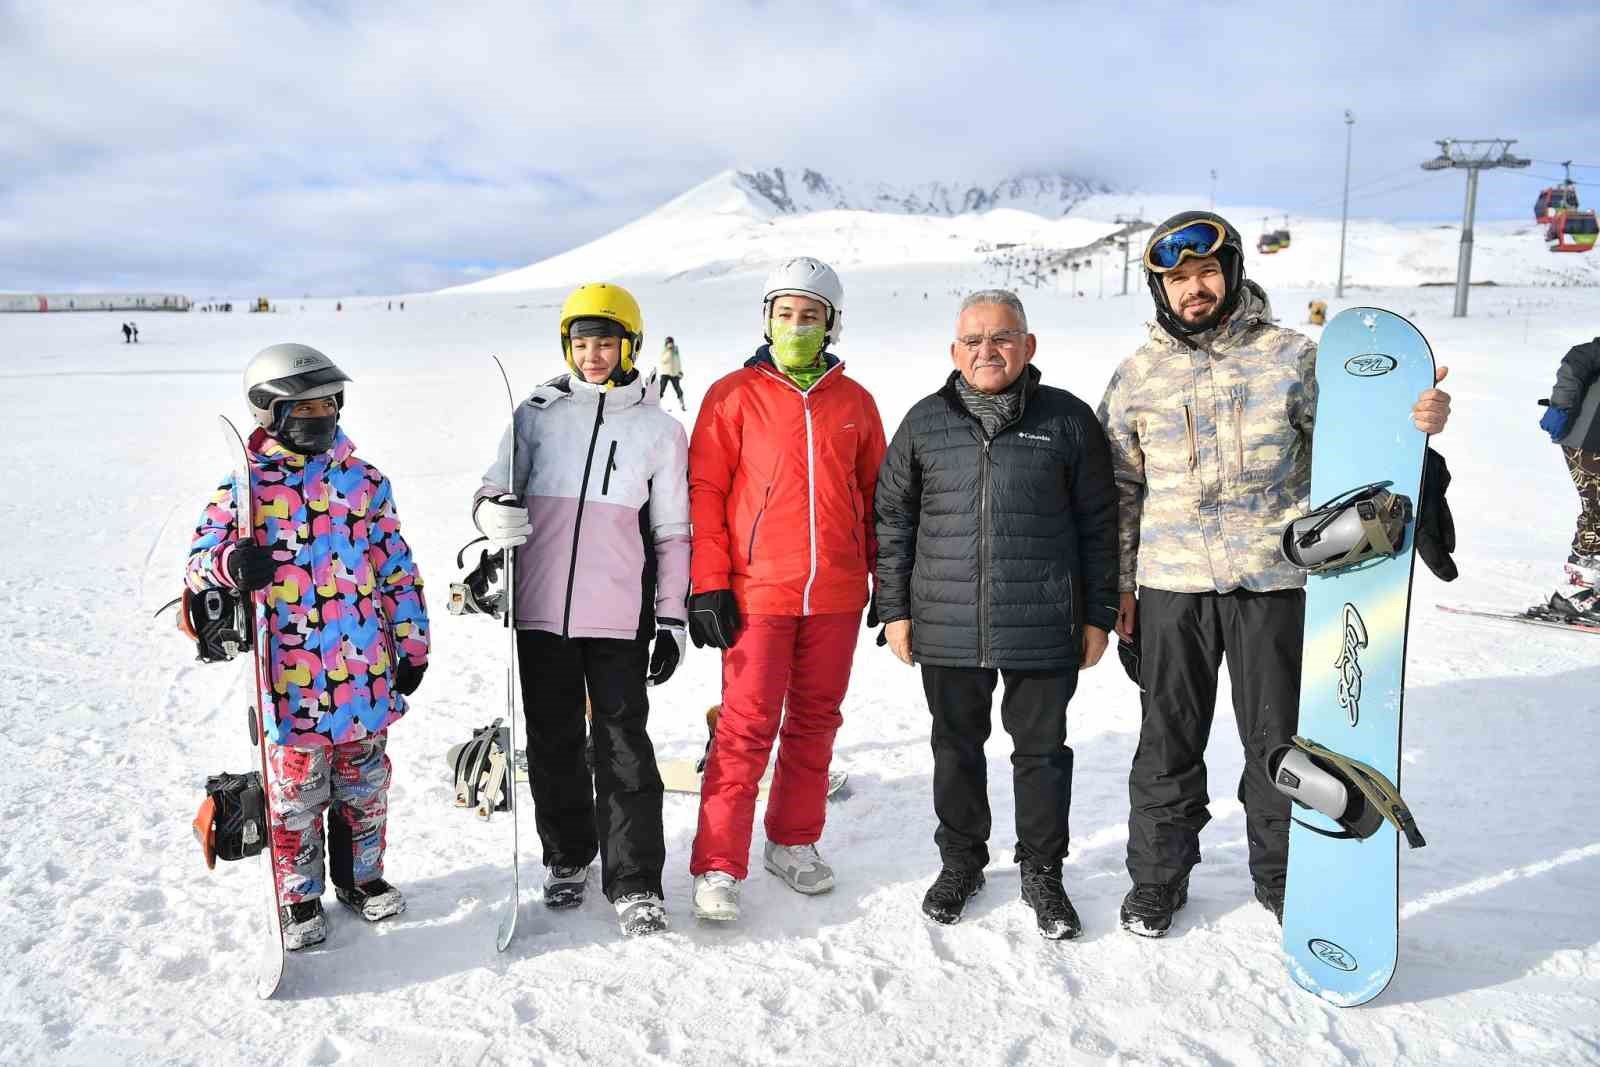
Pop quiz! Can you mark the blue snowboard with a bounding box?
[1281,308,1434,1007]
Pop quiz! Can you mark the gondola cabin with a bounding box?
[1546,209,1598,253]
[1535,184,1581,221]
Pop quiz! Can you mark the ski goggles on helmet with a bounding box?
[246,365,349,416]
[1143,219,1229,273]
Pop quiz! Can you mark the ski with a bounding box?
[658,760,849,800]
[491,356,523,953]
[1436,603,1600,635]
[1280,308,1434,1008]
[218,414,287,999]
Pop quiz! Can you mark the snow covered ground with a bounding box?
[2,272,1598,1066]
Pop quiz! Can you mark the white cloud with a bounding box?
[2,0,1595,294]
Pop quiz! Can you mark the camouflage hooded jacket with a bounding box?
[1097,282,1318,594]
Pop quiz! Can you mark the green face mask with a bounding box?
[769,321,826,370]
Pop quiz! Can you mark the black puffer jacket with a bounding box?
[875,366,1120,670]
[1551,337,1600,452]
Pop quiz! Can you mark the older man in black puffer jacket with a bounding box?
[875,288,1119,939]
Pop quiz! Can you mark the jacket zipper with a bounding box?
[1232,392,1245,476]
[978,437,992,669]
[755,362,838,617]
[601,440,618,495]
[562,392,607,637]
[1183,403,1198,471]
[747,484,772,562]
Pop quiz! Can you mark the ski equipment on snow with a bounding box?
[218,414,287,997]
[445,718,512,817]
[1280,307,1434,1008]
[1437,599,1600,635]
[491,356,523,954]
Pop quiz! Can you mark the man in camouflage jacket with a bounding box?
[1096,211,1452,937]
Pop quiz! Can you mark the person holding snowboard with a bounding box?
[1097,211,1452,937]
[685,256,886,922]
[186,343,430,951]
[874,289,1119,939]
[1541,336,1600,620]
[658,336,687,410]
[471,282,689,937]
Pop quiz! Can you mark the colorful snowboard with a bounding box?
[1281,308,1434,1007]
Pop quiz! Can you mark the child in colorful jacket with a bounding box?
[186,343,429,950]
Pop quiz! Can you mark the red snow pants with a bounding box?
[690,611,859,879]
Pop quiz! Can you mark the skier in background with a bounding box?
[470,282,689,937]
[121,322,132,343]
[186,343,430,950]
[130,322,139,343]
[658,336,687,410]
[685,256,885,923]
[1541,335,1600,620]
[1098,211,1452,937]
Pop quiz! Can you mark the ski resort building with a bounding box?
[0,292,192,312]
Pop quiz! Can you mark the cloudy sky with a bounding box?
[3,1,1596,297]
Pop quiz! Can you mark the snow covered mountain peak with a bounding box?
[726,166,1111,218]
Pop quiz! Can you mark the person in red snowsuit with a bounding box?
[686,257,886,922]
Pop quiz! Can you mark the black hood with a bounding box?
[1145,210,1247,342]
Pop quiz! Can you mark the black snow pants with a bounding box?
[517,630,665,900]
[1564,447,1600,558]
[1126,587,1303,892]
[921,665,1079,872]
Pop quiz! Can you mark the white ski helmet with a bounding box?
[763,256,843,344]
[243,343,351,430]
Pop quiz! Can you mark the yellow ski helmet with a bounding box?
[559,283,643,378]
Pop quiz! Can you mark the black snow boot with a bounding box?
[1254,882,1284,925]
[921,866,985,925]
[335,878,406,921]
[280,898,327,951]
[1119,874,1190,938]
[1019,861,1081,941]
[544,864,589,909]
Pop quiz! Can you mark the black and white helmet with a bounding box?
[243,343,351,430]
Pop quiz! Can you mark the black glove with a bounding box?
[687,590,740,649]
[226,542,275,592]
[1416,447,1458,583]
[394,660,427,696]
[866,595,879,629]
[647,618,687,686]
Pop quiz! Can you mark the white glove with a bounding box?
[474,494,531,549]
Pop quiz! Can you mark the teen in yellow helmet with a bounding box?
[560,283,643,382]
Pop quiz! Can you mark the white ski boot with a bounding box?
[692,872,740,921]
[280,898,327,951]
[614,892,669,937]
[544,864,589,909]
[763,842,835,895]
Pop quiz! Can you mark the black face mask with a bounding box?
[278,414,338,455]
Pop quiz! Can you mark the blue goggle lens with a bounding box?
[1146,221,1227,271]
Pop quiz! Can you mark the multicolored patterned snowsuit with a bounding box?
[187,428,428,901]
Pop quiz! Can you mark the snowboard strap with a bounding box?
[1288,736,1426,849]
[1282,482,1414,576]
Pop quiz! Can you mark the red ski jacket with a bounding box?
[689,350,886,616]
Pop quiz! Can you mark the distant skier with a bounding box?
[130,322,139,343]
[874,288,1119,938]
[470,282,689,937]
[186,343,430,951]
[1541,336,1600,620]
[658,336,686,410]
[1097,212,1453,937]
[685,257,885,922]
[121,322,132,343]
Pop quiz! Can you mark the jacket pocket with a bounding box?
[601,441,619,495]
[747,484,772,563]
[1183,404,1198,471]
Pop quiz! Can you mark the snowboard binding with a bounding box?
[1269,736,1426,848]
[446,718,513,818]
[192,770,268,868]
[155,585,254,663]
[1281,482,1413,576]
[446,537,508,618]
